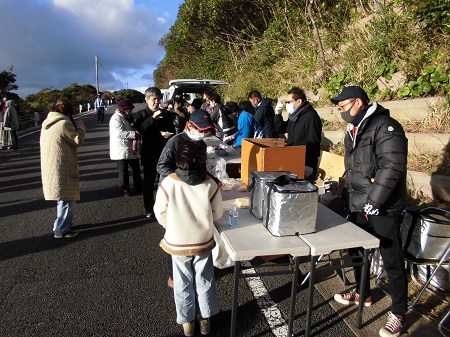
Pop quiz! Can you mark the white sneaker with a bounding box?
[54,230,79,239]
[379,311,405,337]
[333,289,372,307]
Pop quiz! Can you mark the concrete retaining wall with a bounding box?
[322,131,450,154]
[408,171,450,203]
[316,97,444,122]
[318,97,449,154]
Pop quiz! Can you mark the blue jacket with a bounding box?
[233,110,257,147]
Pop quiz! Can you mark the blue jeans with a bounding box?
[172,252,220,324]
[53,200,76,235]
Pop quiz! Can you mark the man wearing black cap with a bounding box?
[330,86,408,337]
[135,87,175,219]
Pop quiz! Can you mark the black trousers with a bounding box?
[349,212,407,318]
[97,107,105,122]
[10,129,18,149]
[167,254,173,279]
[116,159,142,191]
[142,163,158,213]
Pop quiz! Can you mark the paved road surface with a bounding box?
[0,105,355,336]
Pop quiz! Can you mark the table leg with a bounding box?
[305,255,318,337]
[357,249,370,328]
[230,260,241,337]
[287,256,301,336]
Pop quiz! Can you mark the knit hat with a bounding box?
[118,99,134,111]
[330,86,369,105]
[189,109,215,131]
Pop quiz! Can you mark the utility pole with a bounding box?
[95,55,99,94]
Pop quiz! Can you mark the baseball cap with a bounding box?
[189,109,215,131]
[330,86,369,105]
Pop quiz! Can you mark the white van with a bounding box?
[162,78,230,104]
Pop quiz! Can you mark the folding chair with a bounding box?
[407,243,450,309]
[438,306,450,337]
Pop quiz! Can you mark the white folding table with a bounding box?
[215,190,380,337]
[299,204,380,337]
[204,135,241,165]
[215,189,310,337]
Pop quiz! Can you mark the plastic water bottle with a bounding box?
[228,205,239,229]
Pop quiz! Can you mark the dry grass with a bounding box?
[403,99,450,133]
[407,148,450,175]
[322,120,347,131]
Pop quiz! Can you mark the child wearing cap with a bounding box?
[154,140,223,336]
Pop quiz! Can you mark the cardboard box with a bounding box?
[241,139,305,185]
[316,150,346,195]
[317,150,345,181]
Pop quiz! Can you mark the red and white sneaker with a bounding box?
[333,289,372,307]
[379,311,405,337]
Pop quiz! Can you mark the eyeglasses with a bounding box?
[337,100,356,112]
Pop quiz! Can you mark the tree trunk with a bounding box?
[307,0,329,74]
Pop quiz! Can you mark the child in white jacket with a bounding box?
[154,140,223,336]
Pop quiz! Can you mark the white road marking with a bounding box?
[242,267,288,336]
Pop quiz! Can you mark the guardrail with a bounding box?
[18,103,93,130]
[18,112,46,129]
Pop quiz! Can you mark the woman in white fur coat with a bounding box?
[40,99,86,239]
[109,99,142,196]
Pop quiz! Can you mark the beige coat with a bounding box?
[4,100,19,131]
[40,112,86,200]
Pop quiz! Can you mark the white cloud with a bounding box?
[0,0,181,97]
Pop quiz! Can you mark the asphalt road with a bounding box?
[0,105,354,337]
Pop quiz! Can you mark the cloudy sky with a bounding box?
[0,0,185,97]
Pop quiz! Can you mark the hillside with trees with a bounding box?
[0,74,144,117]
[154,0,449,106]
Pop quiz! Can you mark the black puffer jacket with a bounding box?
[157,132,207,180]
[344,103,408,214]
[255,97,278,138]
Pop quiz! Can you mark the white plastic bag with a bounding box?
[212,230,234,269]
[208,157,229,181]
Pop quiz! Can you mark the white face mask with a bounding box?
[192,133,204,141]
[286,102,295,114]
[188,129,205,141]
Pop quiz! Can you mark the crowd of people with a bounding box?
[36,84,408,337]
